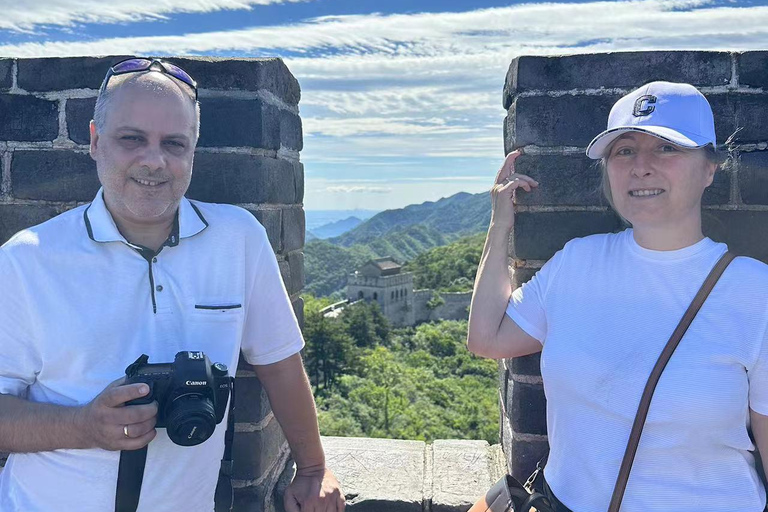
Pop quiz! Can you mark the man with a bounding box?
[0,58,345,512]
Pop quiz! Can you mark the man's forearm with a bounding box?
[0,394,87,453]
[252,353,325,471]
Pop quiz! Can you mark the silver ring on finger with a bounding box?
[123,425,130,438]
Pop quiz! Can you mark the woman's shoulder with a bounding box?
[560,229,628,256]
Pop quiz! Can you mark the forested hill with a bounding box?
[329,191,491,247]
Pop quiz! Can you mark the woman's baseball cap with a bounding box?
[586,81,716,159]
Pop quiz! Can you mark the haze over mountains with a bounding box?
[304,191,491,297]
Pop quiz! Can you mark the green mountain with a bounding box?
[304,192,491,297]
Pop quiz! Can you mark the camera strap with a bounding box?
[114,376,237,512]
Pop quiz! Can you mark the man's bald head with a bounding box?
[93,71,200,139]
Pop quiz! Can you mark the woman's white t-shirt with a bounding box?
[506,229,768,512]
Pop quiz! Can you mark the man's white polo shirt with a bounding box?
[0,189,304,512]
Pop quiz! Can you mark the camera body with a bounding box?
[125,351,231,446]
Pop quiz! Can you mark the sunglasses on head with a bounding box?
[100,58,198,100]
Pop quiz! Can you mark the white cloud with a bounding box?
[325,185,393,194]
[0,0,310,32]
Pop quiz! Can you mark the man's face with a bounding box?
[90,76,197,228]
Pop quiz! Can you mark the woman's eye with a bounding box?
[615,147,633,156]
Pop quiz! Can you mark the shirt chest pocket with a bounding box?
[183,303,245,370]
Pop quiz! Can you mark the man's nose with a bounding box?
[138,144,166,171]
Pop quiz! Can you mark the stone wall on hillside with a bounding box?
[413,290,472,324]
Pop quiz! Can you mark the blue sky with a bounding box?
[1,0,766,210]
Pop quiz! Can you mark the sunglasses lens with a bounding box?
[112,58,152,73]
[163,63,196,88]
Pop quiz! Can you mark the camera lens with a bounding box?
[165,394,217,446]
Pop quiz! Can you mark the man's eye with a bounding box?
[121,136,142,142]
[164,140,185,148]
[660,144,678,152]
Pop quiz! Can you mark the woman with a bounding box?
[467,81,768,512]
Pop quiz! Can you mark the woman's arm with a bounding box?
[467,150,542,359]
[750,408,768,478]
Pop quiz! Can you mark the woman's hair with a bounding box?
[596,142,728,220]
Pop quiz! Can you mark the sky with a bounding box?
[1,0,766,211]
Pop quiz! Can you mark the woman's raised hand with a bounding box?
[490,150,538,231]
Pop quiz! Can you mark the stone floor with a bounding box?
[321,437,507,512]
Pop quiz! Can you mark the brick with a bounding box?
[510,352,541,377]
[294,162,304,204]
[0,204,60,245]
[703,165,731,205]
[17,56,132,92]
[234,375,271,423]
[11,151,98,201]
[515,154,604,206]
[171,57,301,106]
[232,419,286,480]
[250,208,282,253]
[501,413,548,482]
[187,153,297,204]
[703,210,768,263]
[279,259,291,290]
[282,207,305,253]
[512,267,536,287]
[738,51,768,88]
[739,151,768,205]
[504,52,732,108]
[280,110,303,151]
[507,380,546,435]
[65,97,96,145]
[514,211,623,260]
[508,94,620,148]
[287,250,304,294]
[0,95,58,142]
[292,296,305,329]
[0,59,12,91]
[198,98,280,149]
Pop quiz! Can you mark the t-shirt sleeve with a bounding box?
[748,317,768,415]
[0,250,41,396]
[505,247,567,345]
[239,222,305,366]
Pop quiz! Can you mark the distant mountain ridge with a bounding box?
[304,191,491,297]
[309,216,363,239]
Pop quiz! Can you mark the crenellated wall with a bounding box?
[500,50,768,481]
[0,56,305,511]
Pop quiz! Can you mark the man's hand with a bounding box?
[284,465,345,512]
[74,377,158,451]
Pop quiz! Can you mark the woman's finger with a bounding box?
[494,149,524,185]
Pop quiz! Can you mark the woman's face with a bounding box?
[605,132,716,230]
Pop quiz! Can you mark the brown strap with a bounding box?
[607,251,736,512]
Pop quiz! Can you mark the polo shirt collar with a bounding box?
[84,187,208,245]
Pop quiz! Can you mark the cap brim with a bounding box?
[585,126,712,159]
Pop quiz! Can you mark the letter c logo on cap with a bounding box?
[633,95,657,117]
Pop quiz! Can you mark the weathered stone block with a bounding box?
[507,380,546,436]
[287,251,304,295]
[706,93,768,144]
[504,52,731,108]
[234,375,271,424]
[279,259,291,290]
[514,211,623,261]
[232,418,286,480]
[282,207,305,253]
[512,267,536,287]
[0,204,60,245]
[501,413,548,482]
[292,297,304,329]
[703,165,731,205]
[17,56,132,91]
[250,208,282,253]
[508,94,620,148]
[322,436,424,512]
[703,210,768,263]
[172,57,301,106]
[11,151,98,201]
[739,151,768,205]
[431,441,500,512]
[738,51,768,88]
[293,162,304,204]
[0,60,12,91]
[187,153,297,204]
[0,95,58,142]
[280,111,303,151]
[514,154,603,206]
[198,98,280,149]
[65,97,96,145]
[510,352,541,377]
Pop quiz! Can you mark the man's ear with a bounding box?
[89,120,99,161]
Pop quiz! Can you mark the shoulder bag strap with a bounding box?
[607,251,736,512]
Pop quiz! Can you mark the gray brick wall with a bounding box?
[0,56,304,512]
[501,50,768,480]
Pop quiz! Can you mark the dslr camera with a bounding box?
[124,351,231,446]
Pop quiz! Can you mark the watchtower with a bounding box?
[346,257,414,326]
